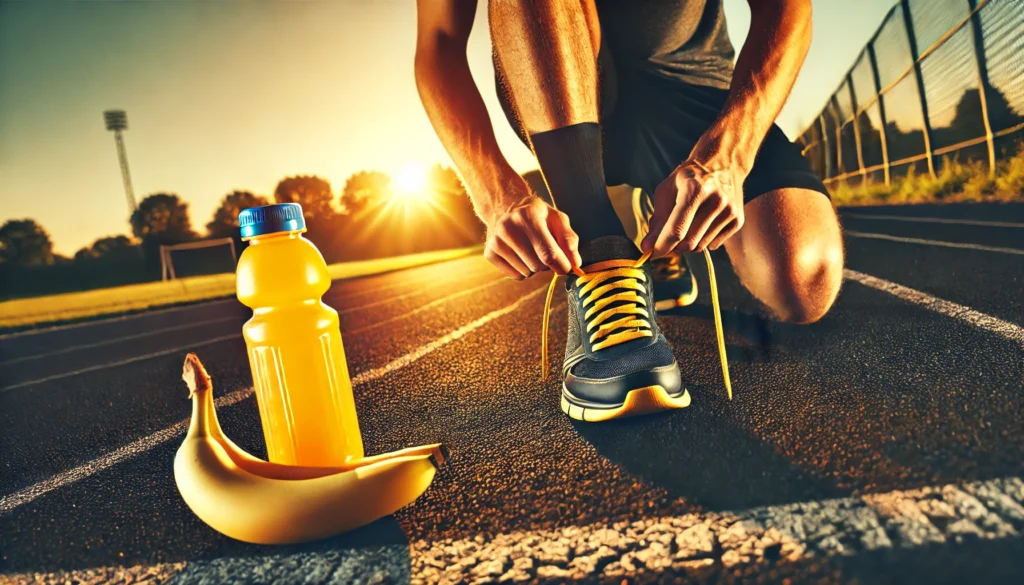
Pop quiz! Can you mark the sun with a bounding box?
[394,164,429,202]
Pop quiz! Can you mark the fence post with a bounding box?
[830,96,844,178]
[966,0,996,176]
[818,115,831,180]
[160,245,169,281]
[867,43,892,186]
[900,0,937,179]
[847,74,868,185]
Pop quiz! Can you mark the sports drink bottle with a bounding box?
[235,203,363,466]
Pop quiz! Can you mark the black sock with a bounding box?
[529,123,627,247]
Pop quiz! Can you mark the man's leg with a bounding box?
[723,189,843,324]
[489,0,627,247]
[492,1,688,423]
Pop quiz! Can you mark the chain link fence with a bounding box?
[796,0,1024,188]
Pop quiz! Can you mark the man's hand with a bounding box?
[641,160,746,257]
[638,0,812,259]
[484,190,582,280]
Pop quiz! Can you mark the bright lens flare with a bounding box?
[394,164,429,203]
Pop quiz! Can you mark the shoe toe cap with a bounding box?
[565,341,681,405]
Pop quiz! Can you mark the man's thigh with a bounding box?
[492,35,618,148]
[723,188,844,323]
[604,72,830,204]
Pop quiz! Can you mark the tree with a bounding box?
[74,235,139,262]
[274,175,338,258]
[130,193,198,274]
[340,171,392,215]
[130,193,198,244]
[207,190,270,238]
[274,175,335,221]
[328,166,488,262]
[427,165,465,197]
[0,219,55,266]
[428,165,484,238]
[423,165,485,246]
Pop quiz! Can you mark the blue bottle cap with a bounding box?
[238,203,306,239]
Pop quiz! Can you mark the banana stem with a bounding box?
[184,353,213,438]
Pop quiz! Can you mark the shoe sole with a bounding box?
[560,385,691,422]
[654,272,699,312]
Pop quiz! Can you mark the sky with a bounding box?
[0,0,895,256]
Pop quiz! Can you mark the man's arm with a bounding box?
[642,0,812,256]
[414,0,580,276]
[414,0,515,226]
[692,0,812,176]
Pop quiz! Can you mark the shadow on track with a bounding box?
[573,302,851,511]
[657,296,835,363]
[0,404,412,578]
[570,401,849,511]
[168,518,412,584]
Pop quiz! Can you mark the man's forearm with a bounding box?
[415,48,522,225]
[692,0,812,175]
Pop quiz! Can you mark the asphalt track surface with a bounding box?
[1,202,1022,584]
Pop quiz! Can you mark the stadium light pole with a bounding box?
[103,109,139,218]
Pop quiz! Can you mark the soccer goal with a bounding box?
[160,238,237,280]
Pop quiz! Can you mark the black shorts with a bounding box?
[495,58,830,205]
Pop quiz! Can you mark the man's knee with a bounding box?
[724,189,844,324]
[771,233,844,324]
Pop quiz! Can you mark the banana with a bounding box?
[182,353,449,480]
[175,353,443,544]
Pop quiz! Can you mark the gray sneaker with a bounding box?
[557,236,690,422]
[651,251,698,312]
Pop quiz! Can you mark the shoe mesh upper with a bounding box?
[571,337,676,379]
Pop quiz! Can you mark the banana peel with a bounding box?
[174,353,447,544]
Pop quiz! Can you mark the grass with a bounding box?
[830,141,1024,207]
[0,245,483,330]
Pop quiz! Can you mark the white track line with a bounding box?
[0,285,544,515]
[0,334,243,394]
[844,269,1024,346]
[0,388,252,515]
[0,316,241,366]
[336,267,488,315]
[346,277,506,335]
[2,268,490,366]
[0,299,239,341]
[0,256,484,341]
[1,275,511,392]
[349,285,544,385]
[845,230,1024,255]
[0,270,417,342]
[842,212,1024,228]
[330,263,480,305]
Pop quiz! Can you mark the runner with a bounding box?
[414,0,843,421]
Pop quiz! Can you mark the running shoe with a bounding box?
[651,251,698,312]
[540,236,734,421]
[541,236,690,422]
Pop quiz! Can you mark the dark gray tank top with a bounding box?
[597,0,736,89]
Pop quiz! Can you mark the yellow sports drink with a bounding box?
[235,203,363,466]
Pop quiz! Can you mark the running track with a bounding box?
[1,202,1022,584]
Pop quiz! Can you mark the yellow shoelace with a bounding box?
[541,249,732,400]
